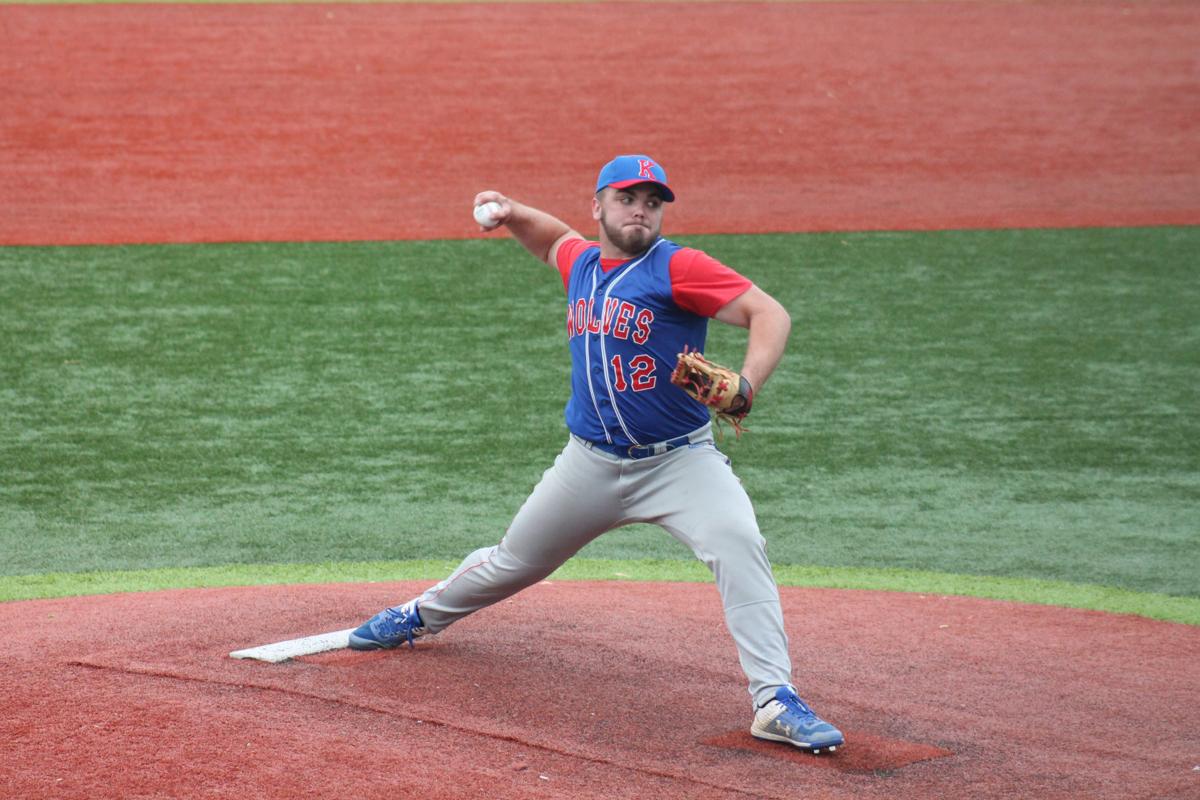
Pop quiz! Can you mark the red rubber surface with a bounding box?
[1,1,1198,246]
[2,582,1197,798]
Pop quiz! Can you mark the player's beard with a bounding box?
[599,211,659,256]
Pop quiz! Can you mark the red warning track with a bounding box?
[1,1,1198,246]
[2,582,1197,799]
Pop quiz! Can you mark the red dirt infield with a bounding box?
[2,1,1198,246]
[3,581,1198,798]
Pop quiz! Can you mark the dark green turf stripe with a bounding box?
[3,229,1197,601]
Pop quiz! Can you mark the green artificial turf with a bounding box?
[2,228,1197,607]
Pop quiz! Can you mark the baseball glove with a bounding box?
[670,347,754,437]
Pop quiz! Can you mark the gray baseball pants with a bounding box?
[414,426,795,708]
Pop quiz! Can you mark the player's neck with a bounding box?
[598,238,655,262]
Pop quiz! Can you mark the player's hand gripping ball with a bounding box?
[671,348,754,436]
[473,201,504,230]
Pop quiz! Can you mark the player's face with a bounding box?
[593,185,665,257]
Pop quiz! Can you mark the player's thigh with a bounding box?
[653,445,765,556]
[502,439,624,567]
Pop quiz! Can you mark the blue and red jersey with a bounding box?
[555,236,752,446]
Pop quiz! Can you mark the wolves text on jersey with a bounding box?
[566,297,655,344]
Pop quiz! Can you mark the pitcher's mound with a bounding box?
[2,581,1196,799]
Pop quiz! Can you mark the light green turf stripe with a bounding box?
[2,559,1197,625]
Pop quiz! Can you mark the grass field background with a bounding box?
[2,227,1197,621]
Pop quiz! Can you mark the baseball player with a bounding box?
[350,155,844,753]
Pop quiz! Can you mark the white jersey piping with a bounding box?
[591,239,665,446]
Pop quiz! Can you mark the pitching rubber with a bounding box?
[229,628,355,663]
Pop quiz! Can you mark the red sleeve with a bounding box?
[554,238,597,290]
[669,247,753,317]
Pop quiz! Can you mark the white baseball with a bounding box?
[473,201,503,229]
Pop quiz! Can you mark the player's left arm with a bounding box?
[713,286,792,393]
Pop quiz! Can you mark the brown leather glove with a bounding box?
[670,348,754,436]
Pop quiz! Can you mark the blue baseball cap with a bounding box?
[595,155,675,202]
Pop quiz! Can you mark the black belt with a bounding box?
[584,434,693,460]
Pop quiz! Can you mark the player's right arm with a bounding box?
[473,191,583,269]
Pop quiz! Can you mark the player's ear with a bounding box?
[591,193,603,221]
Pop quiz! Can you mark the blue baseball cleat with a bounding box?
[751,686,845,753]
[348,600,427,650]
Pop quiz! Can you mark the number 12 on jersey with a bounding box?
[610,355,657,392]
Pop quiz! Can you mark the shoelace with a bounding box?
[382,603,421,647]
[778,693,817,721]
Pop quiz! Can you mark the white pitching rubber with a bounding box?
[230,628,355,663]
